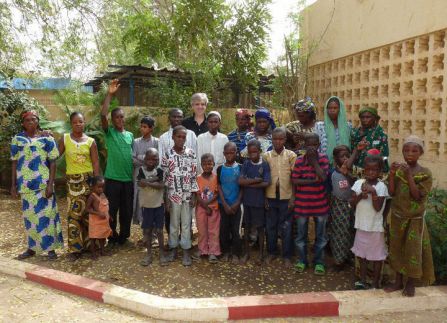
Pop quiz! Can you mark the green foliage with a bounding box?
[0,87,48,171]
[426,188,447,281]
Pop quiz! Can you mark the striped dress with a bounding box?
[292,153,330,217]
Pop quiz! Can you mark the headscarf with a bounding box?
[324,96,351,164]
[294,97,316,114]
[367,148,381,156]
[359,106,380,120]
[403,135,424,152]
[255,107,276,130]
[207,110,221,120]
[21,110,39,121]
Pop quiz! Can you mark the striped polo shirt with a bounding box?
[292,153,329,217]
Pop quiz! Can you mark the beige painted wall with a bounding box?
[302,0,447,66]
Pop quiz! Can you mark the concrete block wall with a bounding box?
[308,29,447,188]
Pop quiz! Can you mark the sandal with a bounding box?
[17,249,35,260]
[354,281,371,290]
[294,262,306,273]
[314,264,326,275]
[48,251,58,260]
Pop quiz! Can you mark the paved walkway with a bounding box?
[1,273,446,322]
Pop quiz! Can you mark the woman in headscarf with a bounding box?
[285,97,318,156]
[315,96,351,165]
[242,107,276,155]
[351,106,389,172]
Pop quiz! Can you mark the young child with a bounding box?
[86,176,112,260]
[217,142,243,264]
[161,125,198,266]
[11,110,63,260]
[197,111,229,173]
[385,135,434,297]
[329,145,356,271]
[239,139,271,265]
[292,133,329,275]
[196,153,221,263]
[132,116,159,225]
[350,154,389,289]
[137,148,169,267]
[263,128,296,267]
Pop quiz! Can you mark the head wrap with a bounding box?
[207,111,221,120]
[367,148,381,156]
[324,96,351,165]
[359,106,379,119]
[255,107,276,130]
[294,97,316,114]
[235,108,253,118]
[21,110,39,121]
[403,135,424,152]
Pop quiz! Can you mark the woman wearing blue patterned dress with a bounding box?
[10,110,63,260]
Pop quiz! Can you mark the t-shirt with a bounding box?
[240,159,271,207]
[197,174,219,210]
[331,169,352,201]
[104,126,134,182]
[352,179,389,232]
[137,167,164,208]
[64,134,94,175]
[217,163,241,206]
[292,153,330,217]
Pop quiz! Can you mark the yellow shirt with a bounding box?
[263,148,297,200]
[64,133,94,175]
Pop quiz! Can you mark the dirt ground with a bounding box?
[0,190,356,298]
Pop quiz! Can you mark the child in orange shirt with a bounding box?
[196,153,221,263]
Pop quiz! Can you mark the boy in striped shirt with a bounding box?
[292,133,329,275]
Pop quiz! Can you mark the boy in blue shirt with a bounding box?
[239,139,271,265]
[217,142,243,264]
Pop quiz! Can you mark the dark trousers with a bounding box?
[266,198,293,259]
[105,179,134,242]
[219,204,242,256]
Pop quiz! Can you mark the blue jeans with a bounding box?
[295,215,328,266]
[266,199,293,259]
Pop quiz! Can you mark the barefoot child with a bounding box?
[161,125,198,266]
[196,153,221,263]
[264,127,296,266]
[11,110,63,260]
[217,142,243,263]
[239,139,271,264]
[329,145,356,271]
[137,148,169,266]
[350,155,389,289]
[86,176,112,259]
[385,135,435,297]
[292,133,329,275]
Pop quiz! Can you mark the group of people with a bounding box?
[10,79,435,297]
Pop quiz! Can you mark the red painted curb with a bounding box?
[25,267,111,302]
[224,292,339,320]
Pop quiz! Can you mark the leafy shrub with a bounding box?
[426,188,447,282]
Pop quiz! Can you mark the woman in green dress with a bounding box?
[385,135,435,297]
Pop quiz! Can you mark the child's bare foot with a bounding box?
[265,254,276,265]
[221,252,230,262]
[231,255,240,265]
[283,258,292,268]
[384,281,404,293]
[255,256,264,266]
[100,249,112,257]
[402,282,415,297]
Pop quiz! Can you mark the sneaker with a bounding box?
[314,264,326,275]
[209,255,218,263]
[294,261,306,273]
[140,254,152,266]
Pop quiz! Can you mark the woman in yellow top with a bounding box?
[59,112,100,261]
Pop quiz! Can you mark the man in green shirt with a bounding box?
[101,79,134,245]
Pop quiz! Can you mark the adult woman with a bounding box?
[11,110,64,260]
[351,107,389,172]
[285,97,318,156]
[315,96,351,165]
[182,93,209,136]
[59,112,100,261]
[242,107,276,155]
